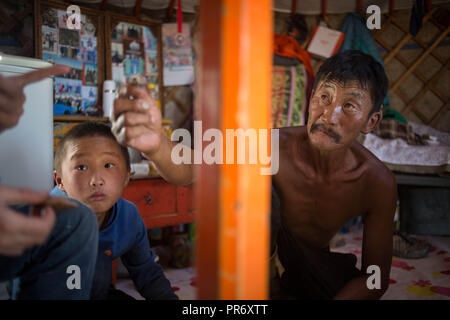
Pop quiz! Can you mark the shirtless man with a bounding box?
[111,50,396,300]
[270,50,396,299]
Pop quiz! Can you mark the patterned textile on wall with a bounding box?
[271,64,308,128]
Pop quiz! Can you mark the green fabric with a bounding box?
[290,64,306,126]
[383,108,408,124]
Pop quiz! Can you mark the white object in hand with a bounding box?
[111,113,126,145]
[102,80,116,118]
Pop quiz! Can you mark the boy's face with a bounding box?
[55,136,130,216]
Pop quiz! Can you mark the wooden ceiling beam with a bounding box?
[133,0,143,17]
[100,0,108,11]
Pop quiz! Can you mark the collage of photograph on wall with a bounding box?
[41,7,99,116]
[111,20,159,96]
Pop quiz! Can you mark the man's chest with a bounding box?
[274,169,367,233]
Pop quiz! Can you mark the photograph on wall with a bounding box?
[81,15,96,37]
[109,21,159,94]
[57,9,71,29]
[54,57,83,80]
[123,55,145,77]
[122,37,145,79]
[55,77,82,96]
[81,35,97,64]
[123,23,142,41]
[144,26,158,51]
[42,26,58,53]
[81,48,97,64]
[81,86,98,116]
[59,28,80,48]
[162,23,194,86]
[112,23,123,42]
[83,63,98,86]
[42,52,58,63]
[54,77,82,115]
[58,45,80,60]
[81,35,97,51]
[112,64,126,86]
[40,5,101,117]
[42,8,57,28]
[112,42,124,65]
[145,50,158,75]
[81,85,97,101]
[123,39,145,59]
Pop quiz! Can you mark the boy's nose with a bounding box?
[90,174,104,187]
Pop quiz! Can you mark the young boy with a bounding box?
[51,121,177,300]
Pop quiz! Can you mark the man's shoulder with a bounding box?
[353,142,397,196]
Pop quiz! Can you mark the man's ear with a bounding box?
[361,110,382,134]
[53,170,66,191]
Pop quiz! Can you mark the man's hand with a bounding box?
[0,186,56,256]
[0,64,70,133]
[111,84,162,157]
[111,84,194,186]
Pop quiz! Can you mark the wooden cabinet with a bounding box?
[122,178,195,229]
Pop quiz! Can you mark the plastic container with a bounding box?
[102,80,116,118]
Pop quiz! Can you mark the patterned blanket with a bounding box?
[271,64,308,128]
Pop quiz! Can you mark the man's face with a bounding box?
[307,80,379,151]
[56,136,130,215]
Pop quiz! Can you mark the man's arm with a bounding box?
[334,170,397,300]
[143,134,195,186]
[112,85,194,186]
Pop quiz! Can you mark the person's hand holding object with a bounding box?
[111,84,163,157]
[0,64,70,133]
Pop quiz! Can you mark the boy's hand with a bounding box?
[0,186,56,256]
[111,84,163,157]
[0,64,70,133]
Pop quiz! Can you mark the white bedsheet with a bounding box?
[363,123,450,174]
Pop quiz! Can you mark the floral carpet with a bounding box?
[117,228,450,300]
[333,228,450,300]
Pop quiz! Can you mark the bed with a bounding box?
[362,121,450,235]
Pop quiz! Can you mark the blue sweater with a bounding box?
[51,187,177,300]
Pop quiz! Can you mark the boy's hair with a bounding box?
[54,121,130,174]
[313,50,388,115]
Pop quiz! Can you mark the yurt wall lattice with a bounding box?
[373,7,450,132]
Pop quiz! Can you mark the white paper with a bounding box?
[307,26,344,59]
[162,23,194,86]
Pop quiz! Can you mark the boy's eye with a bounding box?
[76,165,87,171]
[105,163,115,169]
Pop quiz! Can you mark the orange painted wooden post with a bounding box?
[196,0,272,300]
[219,0,272,299]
